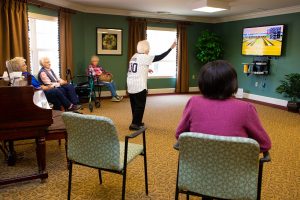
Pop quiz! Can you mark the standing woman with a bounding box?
[127,40,176,130]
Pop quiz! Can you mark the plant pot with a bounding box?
[287,101,299,113]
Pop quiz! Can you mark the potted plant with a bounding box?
[276,73,300,112]
[195,30,223,63]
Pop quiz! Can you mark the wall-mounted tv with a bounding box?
[242,25,284,56]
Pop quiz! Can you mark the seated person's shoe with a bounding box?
[67,104,80,112]
[129,123,144,131]
[117,96,123,101]
[74,104,82,110]
[111,96,121,102]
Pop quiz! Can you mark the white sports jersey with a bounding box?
[127,53,154,94]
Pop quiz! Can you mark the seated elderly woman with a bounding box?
[38,57,81,111]
[7,57,80,112]
[88,55,123,102]
[176,60,271,154]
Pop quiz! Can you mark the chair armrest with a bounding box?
[125,127,147,139]
[260,151,271,163]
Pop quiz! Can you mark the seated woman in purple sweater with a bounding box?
[176,60,271,152]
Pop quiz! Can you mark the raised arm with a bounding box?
[153,41,176,62]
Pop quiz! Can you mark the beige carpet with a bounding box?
[0,95,299,200]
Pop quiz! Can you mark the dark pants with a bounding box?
[129,89,147,126]
[44,88,72,110]
[58,84,79,105]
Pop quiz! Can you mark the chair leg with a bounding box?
[65,137,69,170]
[122,168,127,200]
[142,132,148,195]
[98,169,103,184]
[257,162,264,200]
[186,193,190,200]
[175,159,180,200]
[67,161,73,200]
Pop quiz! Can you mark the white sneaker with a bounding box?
[111,96,120,102]
[117,96,123,101]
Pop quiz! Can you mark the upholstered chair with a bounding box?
[175,132,271,200]
[62,112,148,200]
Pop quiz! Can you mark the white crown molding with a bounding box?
[37,0,212,23]
[37,0,300,24]
[212,4,300,23]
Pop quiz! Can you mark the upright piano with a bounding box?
[0,86,53,185]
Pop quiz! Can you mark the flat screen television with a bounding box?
[242,25,284,56]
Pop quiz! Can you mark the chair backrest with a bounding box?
[178,132,260,200]
[62,112,121,170]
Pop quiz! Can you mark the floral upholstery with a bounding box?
[62,112,143,171]
[178,132,260,200]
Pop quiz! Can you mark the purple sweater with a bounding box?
[176,96,271,152]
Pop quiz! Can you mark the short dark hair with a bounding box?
[198,60,238,100]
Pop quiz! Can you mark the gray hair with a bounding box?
[90,55,99,62]
[39,57,50,67]
[137,40,150,54]
[7,57,26,72]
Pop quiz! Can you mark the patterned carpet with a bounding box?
[0,95,299,200]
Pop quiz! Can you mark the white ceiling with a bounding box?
[41,0,300,22]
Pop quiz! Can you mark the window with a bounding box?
[146,27,177,78]
[28,13,60,75]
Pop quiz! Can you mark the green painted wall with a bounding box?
[28,4,58,17]
[213,13,300,100]
[71,12,211,90]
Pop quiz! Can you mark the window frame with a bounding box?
[28,12,59,75]
[146,26,177,79]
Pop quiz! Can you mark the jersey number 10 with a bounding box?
[128,63,138,73]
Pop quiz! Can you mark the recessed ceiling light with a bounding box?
[193,0,229,13]
[193,6,227,13]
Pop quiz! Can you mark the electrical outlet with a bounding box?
[192,74,195,79]
[255,82,258,87]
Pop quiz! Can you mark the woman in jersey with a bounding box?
[127,40,176,130]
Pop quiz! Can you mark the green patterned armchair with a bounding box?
[62,112,148,200]
[175,132,271,200]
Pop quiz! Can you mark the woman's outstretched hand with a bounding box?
[170,41,177,49]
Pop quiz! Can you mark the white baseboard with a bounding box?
[148,88,176,94]
[98,88,176,97]
[99,90,127,97]
[99,87,288,107]
[189,87,200,92]
[243,93,288,107]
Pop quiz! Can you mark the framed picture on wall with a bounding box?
[97,28,122,55]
